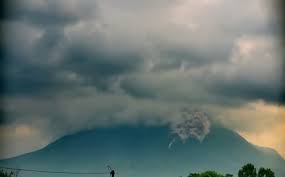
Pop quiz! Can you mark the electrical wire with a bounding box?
[0,166,109,175]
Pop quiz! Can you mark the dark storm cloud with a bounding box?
[2,25,66,96]
[1,0,144,96]
[3,32,144,96]
[2,0,282,104]
[120,77,158,99]
[1,0,284,158]
[1,0,76,96]
[62,42,144,91]
[1,0,82,27]
[35,27,65,51]
[3,65,58,96]
[209,79,283,104]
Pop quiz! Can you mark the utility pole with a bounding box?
[110,169,115,177]
[107,165,115,177]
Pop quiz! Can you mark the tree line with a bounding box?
[0,163,275,177]
[188,163,275,177]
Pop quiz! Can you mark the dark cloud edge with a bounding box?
[274,0,285,104]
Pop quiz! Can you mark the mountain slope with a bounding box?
[1,126,284,177]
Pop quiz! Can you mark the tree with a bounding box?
[188,171,225,177]
[258,168,275,177]
[188,173,201,177]
[238,163,257,177]
[0,170,9,177]
[200,171,225,177]
[0,169,18,177]
[225,174,233,177]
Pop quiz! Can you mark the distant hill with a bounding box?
[1,125,284,177]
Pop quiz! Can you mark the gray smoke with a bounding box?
[169,108,210,148]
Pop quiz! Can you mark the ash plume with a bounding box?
[169,108,210,148]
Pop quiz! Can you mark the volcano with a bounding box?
[1,125,284,177]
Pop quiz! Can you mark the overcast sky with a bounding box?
[1,0,284,159]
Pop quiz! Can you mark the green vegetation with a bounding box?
[238,163,257,177]
[257,168,275,177]
[0,169,19,177]
[188,171,225,177]
[238,164,275,177]
[188,163,275,177]
[0,170,10,177]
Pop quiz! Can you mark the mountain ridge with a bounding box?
[1,125,284,177]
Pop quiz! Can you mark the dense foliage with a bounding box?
[188,163,275,177]
[188,171,226,177]
[238,163,257,177]
[0,169,19,177]
[0,170,11,177]
[238,164,275,177]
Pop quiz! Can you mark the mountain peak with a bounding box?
[1,125,284,177]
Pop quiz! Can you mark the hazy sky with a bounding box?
[1,0,284,159]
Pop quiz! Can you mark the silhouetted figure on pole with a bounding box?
[110,170,115,177]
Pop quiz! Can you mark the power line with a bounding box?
[0,166,109,175]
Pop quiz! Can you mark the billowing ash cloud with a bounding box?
[170,108,210,146]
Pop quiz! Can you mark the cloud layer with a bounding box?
[1,0,284,158]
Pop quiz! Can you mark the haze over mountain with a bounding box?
[1,125,284,177]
